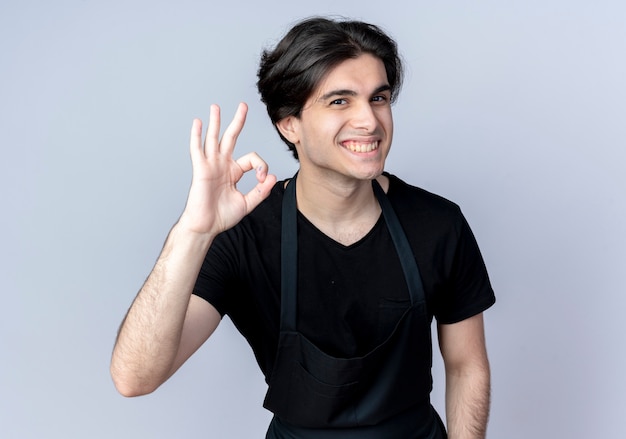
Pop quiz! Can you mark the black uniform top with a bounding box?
[193,173,495,381]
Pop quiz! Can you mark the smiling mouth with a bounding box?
[342,140,379,153]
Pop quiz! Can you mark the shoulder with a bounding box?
[384,173,464,231]
[383,174,495,322]
[385,173,459,208]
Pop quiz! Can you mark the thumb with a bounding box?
[243,173,277,213]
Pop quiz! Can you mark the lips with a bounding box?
[342,140,379,153]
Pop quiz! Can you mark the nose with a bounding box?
[350,100,377,132]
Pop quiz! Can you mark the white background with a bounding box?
[2,1,625,437]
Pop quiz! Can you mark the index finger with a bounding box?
[218,102,248,155]
[203,104,221,155]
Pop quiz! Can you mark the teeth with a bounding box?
[344,141,378,153]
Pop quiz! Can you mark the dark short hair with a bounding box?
[257,17,404,159]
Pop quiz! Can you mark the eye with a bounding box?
[330,98,348,105]
[371,95,389,103]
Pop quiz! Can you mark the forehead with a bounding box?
[310,54,389,100]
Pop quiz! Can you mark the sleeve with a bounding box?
[434,212,496,324]
[192,232,239,317]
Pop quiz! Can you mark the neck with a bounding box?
[292,169,388,245]
[296,171,373,216]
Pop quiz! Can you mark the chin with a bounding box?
[355,167,385,181]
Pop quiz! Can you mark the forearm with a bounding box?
[445,362,491,439]
[110,220,214,396]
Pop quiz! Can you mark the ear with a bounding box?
[275,115,300,145]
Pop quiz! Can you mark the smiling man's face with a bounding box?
[278,53,394,183]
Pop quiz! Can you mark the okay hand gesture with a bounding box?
[179,103,277,236]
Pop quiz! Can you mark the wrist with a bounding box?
[171,215,217,248]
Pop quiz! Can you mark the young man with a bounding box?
[111,17,495,438]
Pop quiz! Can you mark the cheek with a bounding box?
[378,109,393,131]
[302,117,343,145]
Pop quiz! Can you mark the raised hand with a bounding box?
[179,102,277,235]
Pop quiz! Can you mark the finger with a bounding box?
[204,104,221,155]
[219,102,248,155]
[235,151,276,210]
[234,151,268,176]
[189,118,203,160]
[243,172,277,213]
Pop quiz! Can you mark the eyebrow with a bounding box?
[318,84,392,102]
